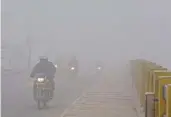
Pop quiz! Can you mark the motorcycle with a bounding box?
[95,66,103,75]
[33,73,53,109]
[97,66,102,70]
[68,66,77,78]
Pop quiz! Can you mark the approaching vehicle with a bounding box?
[96,65,103,73]
[97,66,102,70]
[67,56,78,78]
[33,73,53,109]
[68,66,77,77]
[95,61,104,75]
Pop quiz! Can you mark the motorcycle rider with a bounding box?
[95,61,104,70]
[68,56,78,72]
[30,56,56,99]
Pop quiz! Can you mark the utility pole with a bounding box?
[26,35,32,71]
[25,0,33,72]
[25,11,32,71]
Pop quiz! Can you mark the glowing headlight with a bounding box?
[37,78,45,82]
[71,67,75,70]
[97,67,101,70]
[55,64,58,68]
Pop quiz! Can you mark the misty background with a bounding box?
[2,0,171,71]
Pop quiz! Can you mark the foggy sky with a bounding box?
[2,0,171,68]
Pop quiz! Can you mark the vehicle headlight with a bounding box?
[71,67,75,70]
[55,64,58,68]
[97,67,101,70]
[37,78,45,82]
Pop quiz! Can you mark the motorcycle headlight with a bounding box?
[37,78,45,82]
[71,67,75,70]
[55,64,58,68]
[97,67,101,70]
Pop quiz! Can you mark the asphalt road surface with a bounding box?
[2,71,98,117]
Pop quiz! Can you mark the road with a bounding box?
[2,71,98,117]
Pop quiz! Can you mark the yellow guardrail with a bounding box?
[130,59,171,117]
[166,84,171,117]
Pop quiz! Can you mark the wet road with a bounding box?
[2,71,97,117]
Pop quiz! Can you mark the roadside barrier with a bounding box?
[130,59,171,117]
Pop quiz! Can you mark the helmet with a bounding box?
[39,56,48,61]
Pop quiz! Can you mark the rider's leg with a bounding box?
[49,79,55,98]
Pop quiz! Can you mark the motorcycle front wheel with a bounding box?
[37,100,47,110]
[37,100,41,110]
[43,101,47,107]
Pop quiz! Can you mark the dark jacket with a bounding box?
[30,61,56,79]
[68,59,78,67]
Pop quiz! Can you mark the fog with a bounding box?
[2,0,171,117]
[2,0,171,69]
